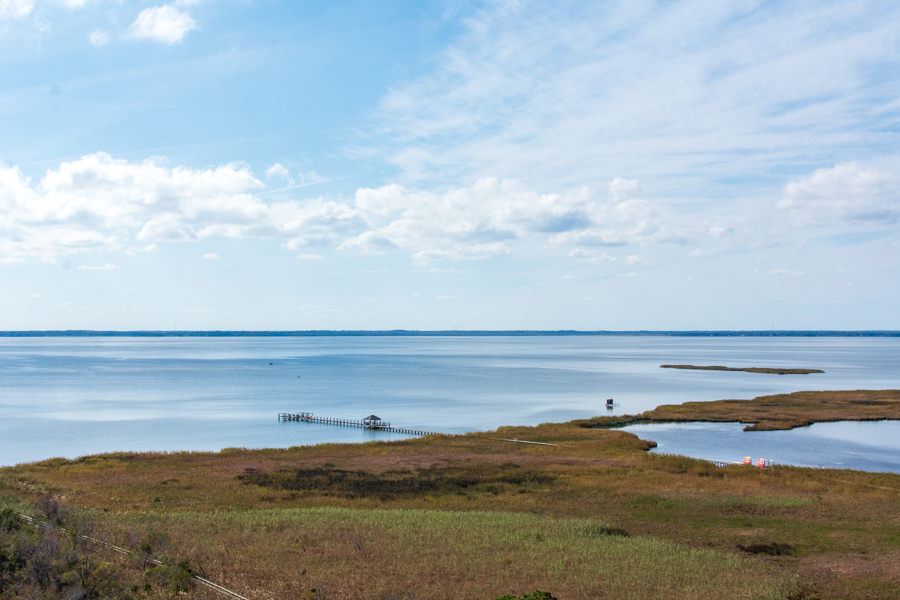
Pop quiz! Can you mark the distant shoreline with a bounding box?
[1,330,899,338]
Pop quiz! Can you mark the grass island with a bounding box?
[660,364,825,375]
[579,389,900,431]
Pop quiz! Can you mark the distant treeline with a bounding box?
[1,330,899,337]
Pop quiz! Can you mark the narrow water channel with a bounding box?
[620,420,900,473]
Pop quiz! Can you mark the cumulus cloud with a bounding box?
[779,162,900,226]
[342,176,674,265]
[0,153,362,262]
[128,4,196,44]
[0,153,677,265]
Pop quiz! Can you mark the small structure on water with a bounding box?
[362,414,383,429]
[606,398,615,409]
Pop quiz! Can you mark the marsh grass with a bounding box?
[93,507,797,600]
[237,462,556,500]
[2,407,898,599]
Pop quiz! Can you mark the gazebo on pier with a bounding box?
[362,414,384,429]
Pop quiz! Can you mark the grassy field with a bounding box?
[2,390,899,599]
[659,365,824,375]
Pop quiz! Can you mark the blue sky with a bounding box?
[1,0,899,330]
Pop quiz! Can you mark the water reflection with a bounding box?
[620,420,900,473]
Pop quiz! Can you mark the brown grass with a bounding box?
[1,394,899,599]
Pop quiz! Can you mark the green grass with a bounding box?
[739,496,814,508]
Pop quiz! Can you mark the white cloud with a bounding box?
[343,176,674,264]
[0,153,681,265]
[128,4,196,44]
[78,263,118,271]
[365,1,900,200]
[779,162,900,226]
[0,0,33,19]
[89,28,109,46]
[568,249,615,263]
[265,162,293,183]
[0,153,276,261]
[201,252,219,260]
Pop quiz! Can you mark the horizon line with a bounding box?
[1,329,899,337]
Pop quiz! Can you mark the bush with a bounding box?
[0,502,197,599]
[496,592,558,600]
[147,557,194,594]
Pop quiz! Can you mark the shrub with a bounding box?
[496,592,558,600]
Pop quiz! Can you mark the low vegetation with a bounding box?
[579,389,900,430]
[660,365,824,375]
[0,502,206,599]
[237,462,556,499]
[1,390,898,599]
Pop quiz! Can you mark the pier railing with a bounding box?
[278,412,447,436]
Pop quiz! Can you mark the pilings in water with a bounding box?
[278,412,447,436]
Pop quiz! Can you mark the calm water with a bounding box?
[621,421,900,472]
[1,335,899,470]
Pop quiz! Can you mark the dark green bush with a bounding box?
[496,591,558,600]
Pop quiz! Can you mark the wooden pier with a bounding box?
[278,412,446,436]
